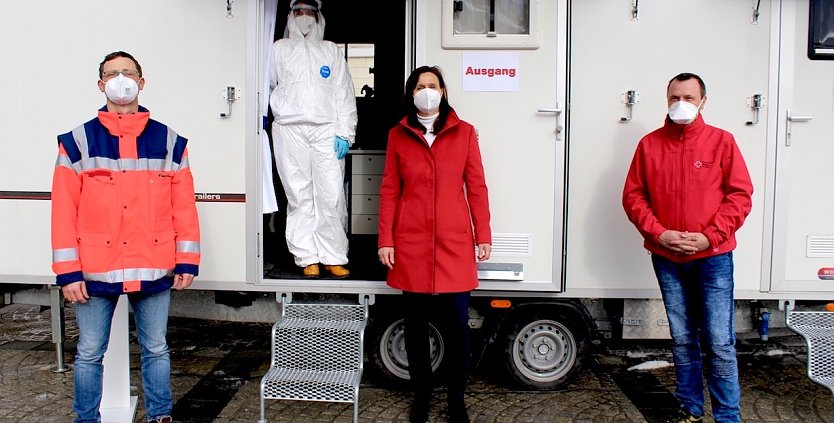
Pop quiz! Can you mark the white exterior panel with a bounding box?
[0,0,254,286]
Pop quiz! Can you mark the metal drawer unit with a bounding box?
[348,152,385,234]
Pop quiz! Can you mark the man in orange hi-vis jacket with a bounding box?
[51,51,200,423]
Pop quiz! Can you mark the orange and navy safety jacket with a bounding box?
[622,114,753,263]
[51,106,200,296]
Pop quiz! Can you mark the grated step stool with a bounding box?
[259,294,369,423]
[785,306,834,422]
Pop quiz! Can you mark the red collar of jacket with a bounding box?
[660,113,707,140]
[397,108,462,138]
[97,106,150,137]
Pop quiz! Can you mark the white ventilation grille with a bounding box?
[490,233,533,257]
[807,236,834,258]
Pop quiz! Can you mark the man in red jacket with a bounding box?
[51,51,199,423]
[622,73,752,423]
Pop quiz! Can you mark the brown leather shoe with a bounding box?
[303,264,320,277]
[323,265,350,278]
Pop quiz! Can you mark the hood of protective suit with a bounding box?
[284,0,326,41]
[290,0,321,8]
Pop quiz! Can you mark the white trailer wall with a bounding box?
[0,1,256,286]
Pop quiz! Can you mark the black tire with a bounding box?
[499,308,589,390]
[365,315,445,389]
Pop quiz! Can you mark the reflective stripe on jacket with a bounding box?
[622,115,753,263]
[51,106,200,295]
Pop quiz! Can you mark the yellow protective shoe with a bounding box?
[323,265,350,278]
[302,264,320,278]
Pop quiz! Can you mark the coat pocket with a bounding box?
[152,230,177,268]
[149,172,174,231]
[77,232,113,273]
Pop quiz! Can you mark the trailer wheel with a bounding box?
[366,317,445,388]
[500,310,587,390]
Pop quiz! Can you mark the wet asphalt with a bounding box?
[0,302,831,423]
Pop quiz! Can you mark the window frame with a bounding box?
[441,0,540,50]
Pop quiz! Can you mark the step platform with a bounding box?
[259,294,370,423]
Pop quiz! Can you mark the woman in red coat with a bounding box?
[377,66,492,423]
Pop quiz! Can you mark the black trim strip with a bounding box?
[0,191,246,203]
[0,191,51,200]
[194,193,246,203]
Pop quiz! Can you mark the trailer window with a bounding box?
[442,0,539,49]
[809,0,834,60]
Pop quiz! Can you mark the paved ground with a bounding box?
[0,302,831,423]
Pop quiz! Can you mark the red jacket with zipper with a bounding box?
[622,115,753,263]
[51,106,200,296]
[378,110,491,293]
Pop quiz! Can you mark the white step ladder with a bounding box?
[782,300,834,422]
[259,293,370,423]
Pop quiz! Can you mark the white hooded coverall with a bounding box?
[269,1,357,267]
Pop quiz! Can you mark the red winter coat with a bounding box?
[378,110,491,293]
[622,115,753,263]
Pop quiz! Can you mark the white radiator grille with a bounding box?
[807,236,834,258]
[490,233,533,257]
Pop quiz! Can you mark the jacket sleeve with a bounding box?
[377,130,401,247]
[331,43,357,144]
[463,126,492,245]
[51,142,84,286]
[703,136,753,247]
[171,145,201,275]
[622,139,667,242]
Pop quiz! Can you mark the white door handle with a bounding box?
[538,102,564,139]
[537,108,563,114]
[787,110,813,122]
[786,109,813,146]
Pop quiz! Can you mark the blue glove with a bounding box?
[334,136,350,160]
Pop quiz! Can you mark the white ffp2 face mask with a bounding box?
[104,73,139,105]
[295,15,315,35]
[413,88,442,114]
[668,100,702,124]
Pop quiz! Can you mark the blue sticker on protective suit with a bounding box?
[320,65,331,78]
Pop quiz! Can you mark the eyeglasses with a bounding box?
[101,69,141,81]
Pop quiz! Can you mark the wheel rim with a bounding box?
[379,318,444,380]
[511,319,577,383]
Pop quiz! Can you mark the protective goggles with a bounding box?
[291,4,318,12]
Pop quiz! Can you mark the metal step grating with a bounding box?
[269,318,364,371]
[259,298,369,423]
[786,310,834,395]
[261,367,360,402]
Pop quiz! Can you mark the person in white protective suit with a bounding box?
[269,0,357,278]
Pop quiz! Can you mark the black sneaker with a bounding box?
[668,409,703,423]
[148,417,181,423]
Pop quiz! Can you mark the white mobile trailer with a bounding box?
[2,0,834,390]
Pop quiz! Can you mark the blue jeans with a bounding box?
[72,290,172,423]
[652,252,740,423]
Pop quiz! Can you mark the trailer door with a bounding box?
[770,0,834,294]
[567,0,771,298]
[417,0,567,291]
